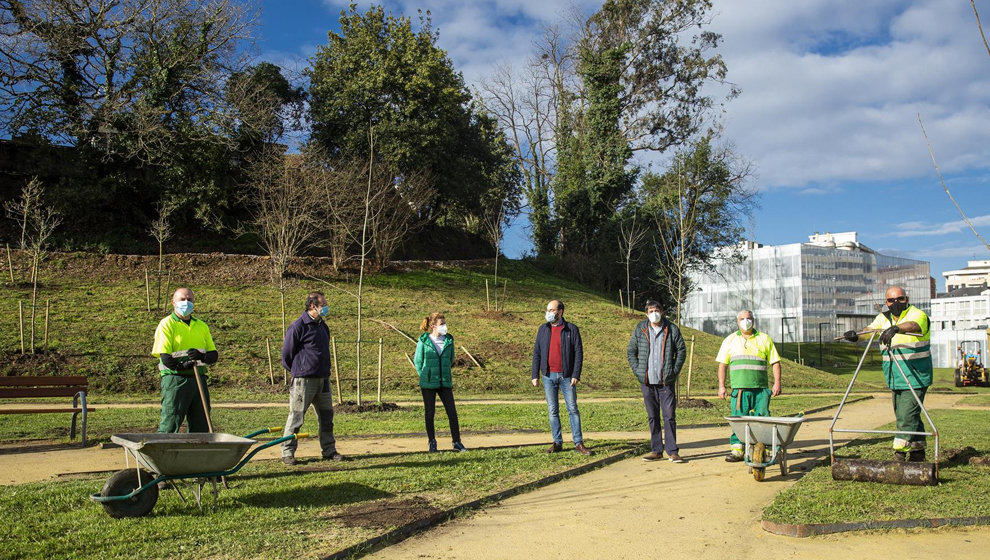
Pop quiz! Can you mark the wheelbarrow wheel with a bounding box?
[752,443,766,482]
[101,469,159,518]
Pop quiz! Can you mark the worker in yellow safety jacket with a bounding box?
[844,285,932,462]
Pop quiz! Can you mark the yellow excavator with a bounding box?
[954,332,990,387]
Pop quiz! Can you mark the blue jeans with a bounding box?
[542,373,583,445]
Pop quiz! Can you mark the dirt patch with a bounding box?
[678,397,715,409]
[469,340,528,364]
[328,496,442,529]
[472,309,524,322]
[334,402,402,414]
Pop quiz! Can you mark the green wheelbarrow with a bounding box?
[90,427,310,518]
[725,415,805,481]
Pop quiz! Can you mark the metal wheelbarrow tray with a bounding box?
[725,415,805,481]
[110,432,257,476]
[91,427,309,518]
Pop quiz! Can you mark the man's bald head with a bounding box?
[172,288,194,304]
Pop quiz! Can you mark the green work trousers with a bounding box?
[158,373,211,433]
[728,388,772,446]
[892,387,927,450]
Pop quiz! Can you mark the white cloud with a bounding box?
[891,213,990,237]
[710,0,990,190]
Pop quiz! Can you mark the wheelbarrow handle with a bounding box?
[242,426,286,439]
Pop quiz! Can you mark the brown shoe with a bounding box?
[668,453,686,463]
[642,452,662,462]
[575,443,593,456]
[546,442,563,453]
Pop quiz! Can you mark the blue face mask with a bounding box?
[174,300,194,317]
[319,305,330,318]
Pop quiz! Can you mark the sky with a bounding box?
[256,0,990,291]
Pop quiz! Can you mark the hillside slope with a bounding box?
[0,252,848,397]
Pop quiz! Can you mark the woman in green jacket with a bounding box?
[413,312,466,452]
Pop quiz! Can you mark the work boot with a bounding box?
[893,451,907,462]
[725,453,744,463]
[282,456,297,466]
[908,449,926,462]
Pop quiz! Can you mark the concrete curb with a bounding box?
[320,443,647,560]
[761,515,990,537]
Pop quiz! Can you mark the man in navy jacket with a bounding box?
[280,292,343,465]
[531,299,591,455]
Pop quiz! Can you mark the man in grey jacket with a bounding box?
[627,299,687,463]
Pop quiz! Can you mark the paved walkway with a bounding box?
[367,393,990,559]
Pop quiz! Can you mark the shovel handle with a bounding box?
[833,330,922,341]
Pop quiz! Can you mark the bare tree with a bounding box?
[246,147,324,335]
[148,199,178,310]
[5,178,61,352]
[3,175,42,251]
[617,211,648,314]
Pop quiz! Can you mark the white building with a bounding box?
[929,285,990,368]
[680,232,931,350]
[944,260,990,291]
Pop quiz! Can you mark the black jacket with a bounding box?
[531,320,583,380]
[282,312,331,378]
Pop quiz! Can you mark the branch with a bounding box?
[918,113,990,252]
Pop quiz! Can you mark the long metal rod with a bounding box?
[828,333,876,462]
[833,428,930,435]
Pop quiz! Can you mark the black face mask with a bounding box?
[887,300,907,317]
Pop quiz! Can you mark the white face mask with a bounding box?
[436,324,448,336]
[647,311,662,324]
[738,318,754,332]
[545,311,558,323]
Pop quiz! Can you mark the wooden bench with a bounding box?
[0,376,93,446]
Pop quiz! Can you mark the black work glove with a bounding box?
[879,325,900,346]
[186,348,205,361]
[179,360,197,371]
[843,330,858,342]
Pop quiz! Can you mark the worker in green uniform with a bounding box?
[151,288,218,433]
[716,309,782,462]
[843,285,932,462]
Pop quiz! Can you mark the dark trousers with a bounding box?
[422,387,461,443]
[641,383,678,455]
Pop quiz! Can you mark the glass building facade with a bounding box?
[681,234,931,345]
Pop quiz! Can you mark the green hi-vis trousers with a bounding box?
[158,373,212,433]
[728,387,772,446]
[892,387,928,450]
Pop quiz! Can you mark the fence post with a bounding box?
[5,244,13,283]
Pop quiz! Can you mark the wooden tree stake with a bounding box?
[685,335,695,400]
[331,336,342,404]
[5,244,12,283]
[501,280,507,311]
[265,337,275,385]
[461,345,483,369]
[405,352,417,370]
[162,271,171,313]
[485,279,490,311]
[376,337,383,403]
[43,299,50,353]
[144,269,151,312]
[18,300,25,354]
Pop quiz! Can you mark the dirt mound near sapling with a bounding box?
[941,446,990,467]
[333,401,401,414]
[330,496,442,529]
[678,398,715,409]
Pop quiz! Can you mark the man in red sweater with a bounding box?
[531,299,591,455]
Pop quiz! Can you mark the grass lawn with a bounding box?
[0,253,849,398]
[0,440,637,559]
[0,395,851,444]
[763,409,990,525]
[957,394,990,406]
